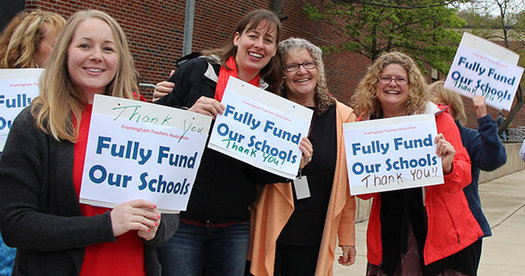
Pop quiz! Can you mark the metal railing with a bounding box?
[138,83,156,101]
[506,126,525,142]
[139,83,156,89]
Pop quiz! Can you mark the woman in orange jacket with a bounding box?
[249,37,357,276]
[352,52,483,275]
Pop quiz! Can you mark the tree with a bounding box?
[458,0,525,135]
[303,0,468,73]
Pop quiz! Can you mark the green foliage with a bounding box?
[303,1,467,74]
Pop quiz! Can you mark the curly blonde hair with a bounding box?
[32,10,139,143]
[0,10,66,68]
[278,37,335,114]
[352,51,430,119]
[428,80,467,124]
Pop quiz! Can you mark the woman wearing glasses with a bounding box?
[352,51,482,275]
[249,37,357,276]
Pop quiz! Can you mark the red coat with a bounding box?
[360,104,483,266]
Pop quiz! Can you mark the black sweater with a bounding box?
[156,57,280,223]
[0,107,179,276]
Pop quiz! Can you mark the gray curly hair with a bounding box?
[279,37,334,114]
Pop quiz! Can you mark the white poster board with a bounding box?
[343,114,444,195]
[79,95,212,213]
[444,32,524,111]
[208,77,313,179]
[0,68,43,150]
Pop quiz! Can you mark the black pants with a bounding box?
[273,243,320,276]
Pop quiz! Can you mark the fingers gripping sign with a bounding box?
[434,133,455,174]
[298,137,313,169]
[110,199,161,240]
[189,96,225,119]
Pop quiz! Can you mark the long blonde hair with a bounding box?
[429,80,467,124]
[352,51,430,119]
[0,10,66,68]
[31,10,139,142]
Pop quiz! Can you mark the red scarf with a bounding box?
[214,56,260,102]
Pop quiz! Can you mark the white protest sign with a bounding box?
[0,68,43,151]
[343,114,444,195]
[208,77,313,179]
[80,94,212,213]
[445,32,524,111]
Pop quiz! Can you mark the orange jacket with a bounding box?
[360,104,483,266]
[248,101,357,276]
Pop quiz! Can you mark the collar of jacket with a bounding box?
[424,101,449,117]
[202,55,269,90]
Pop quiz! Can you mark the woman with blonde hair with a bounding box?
[352,52,482,275]
[0,10,66,68]
[0,9,66,275]
[0,10,178,275]
[429,81,506,273]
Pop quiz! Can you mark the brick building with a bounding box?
[21,0,525,130]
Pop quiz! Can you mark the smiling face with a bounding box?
[67,18,118,103]
[233,19,277,81]
[284,48,318,106]
[377,64,410,117]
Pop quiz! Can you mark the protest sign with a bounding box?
[0,68,43,151]
[445,32,524,111]
[79,94,212,213]
[208,77,313,179]
[343,114,443,195]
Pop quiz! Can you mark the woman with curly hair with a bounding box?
[0,10,66,68]
[249,37,357,276]
[352,52,482,275]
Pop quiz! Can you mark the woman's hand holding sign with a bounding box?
[434,133,455,175]
[299,137,313,169]
[110,199,161,241]
[472,95,487,118]
[189,96,225,119]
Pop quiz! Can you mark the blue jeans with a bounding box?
[157,220,250,276]
[0,233,15,276]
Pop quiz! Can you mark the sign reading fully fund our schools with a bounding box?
[208,77,313,179]
[79,94,212,213]
[445,32,524,111]
[0,68,43,151]
[343,114,444,195]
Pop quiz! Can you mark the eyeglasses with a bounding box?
[284,61,317,72]
[378,75,409,85]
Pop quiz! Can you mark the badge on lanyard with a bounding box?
[293,169,311,200]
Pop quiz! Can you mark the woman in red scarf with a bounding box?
[155,9,312,276]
